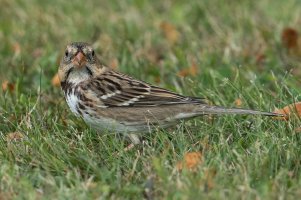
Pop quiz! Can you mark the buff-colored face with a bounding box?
[58,42,102,84]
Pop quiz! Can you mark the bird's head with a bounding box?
[58,42,105,85]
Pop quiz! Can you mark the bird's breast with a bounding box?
[65,89,81,116]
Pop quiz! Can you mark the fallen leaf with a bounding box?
[0,191,15,200]
[294,127,301,132]
[176,152,202,171]
[12,42,21,56]
[2,80,15,92]
[274,102,301,120]
[51,73,60,87]
[6,132,24,142]
[109,58,119,70]
[281,27,298,49]
[204,168,217,191]
[145,47,165,64]
[234,98,243,107]
[177,62,198,77]
[255,53,266,65]
[281,27,301,61]
[160,21,180,44]
[32,48,43,58]
[154,76,161,84]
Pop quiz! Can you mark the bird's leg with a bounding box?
[121,133,140,152]
[127,133,141,145]
[113,133,139,156]
[112,133,142,154]
[123,143,135,152]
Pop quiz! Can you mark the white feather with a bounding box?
[100,90,121,99]
[81,113,138,132]
[166,112,198,121]
[118,95,144,106]
[96,105,108,108]
[66,91,80,116]
[68,69,91,84]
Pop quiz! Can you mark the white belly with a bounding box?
[81,112,141,133]
[66,92,80,116]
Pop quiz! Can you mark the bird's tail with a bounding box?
[195,105,283,117]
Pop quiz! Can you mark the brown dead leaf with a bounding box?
[109,58,119,70]
[6,132,24,142]
[234,98,243,107]
[294,127,301,132]
[255,53,266,65]
[160,21,180,44]
[282,27,299,49]
[12,42,21,56]
[32,48,43,58]
[2,80,15,92]
[176,152,202,171]
[154,76,161,84]
[177,69,190,77]
[274,102,301,120]
[145,47,165,64]
[204,168,217,191]
[51,73,60,87]
[177,62,198,77]
[281,27,301,60]
[0,191,14,200]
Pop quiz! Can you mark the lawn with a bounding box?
[1,0,301,199]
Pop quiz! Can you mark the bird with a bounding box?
[58,42,282,143]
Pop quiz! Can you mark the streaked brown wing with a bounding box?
[86,70,205,107]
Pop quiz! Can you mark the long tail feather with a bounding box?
[196,105,283,117]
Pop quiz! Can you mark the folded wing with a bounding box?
[85,70,205,107]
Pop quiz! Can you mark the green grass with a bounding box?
[1,0,301,199]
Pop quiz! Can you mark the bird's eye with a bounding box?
[65,50,69,57]
[91,50,95,57]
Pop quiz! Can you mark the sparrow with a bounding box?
[58,42,282,143]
